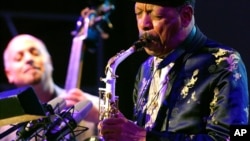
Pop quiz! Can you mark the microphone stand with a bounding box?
[0,122,26,139]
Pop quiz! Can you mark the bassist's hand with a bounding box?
[60,88,100,123]
[61,88,87,106]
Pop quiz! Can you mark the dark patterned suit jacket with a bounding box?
[133,26,249,141]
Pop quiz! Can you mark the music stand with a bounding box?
[0,86,46,126]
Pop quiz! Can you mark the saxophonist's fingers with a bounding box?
[114,111,126,118]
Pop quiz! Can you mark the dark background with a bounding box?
[0,0,250,119]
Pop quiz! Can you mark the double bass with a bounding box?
[65,0,114,91]
[64,1,115,140]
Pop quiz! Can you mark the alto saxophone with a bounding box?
[98,39,146,120]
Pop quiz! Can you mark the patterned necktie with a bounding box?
[144,59,174,130]
[145,58,162,130]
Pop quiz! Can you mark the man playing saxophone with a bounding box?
[98,0,249,140]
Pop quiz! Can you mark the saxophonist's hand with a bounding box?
[98,111,146,141]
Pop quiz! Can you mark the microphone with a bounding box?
[45,100,93,140]
[46,97,67,115]
[16,97,66,141]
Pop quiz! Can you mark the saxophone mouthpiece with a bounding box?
[134,32,154,50]
[134,39,146,50]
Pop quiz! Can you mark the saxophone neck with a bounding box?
[106,46,136,72]
[99,44,142,121]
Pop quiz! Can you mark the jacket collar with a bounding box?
[158,26,207,69]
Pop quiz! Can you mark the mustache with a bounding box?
[24,65,40,73]
[134,32,161,49]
